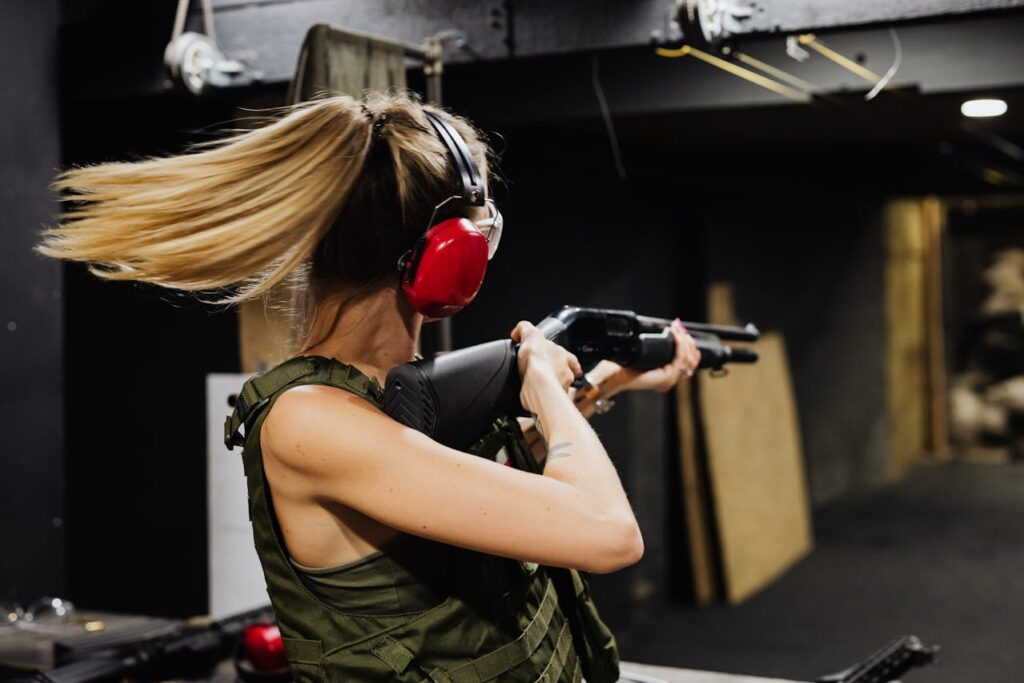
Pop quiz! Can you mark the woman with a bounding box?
[39,92,700,682]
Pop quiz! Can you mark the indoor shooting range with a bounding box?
[2,1,1024,682]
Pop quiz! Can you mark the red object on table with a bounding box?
[243,624,288,671]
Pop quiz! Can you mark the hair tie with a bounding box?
[359,103,374,122]
[372,112,389,139]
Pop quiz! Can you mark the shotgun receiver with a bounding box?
[383,306,759,450]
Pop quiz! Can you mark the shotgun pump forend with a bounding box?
[383,306,760,449]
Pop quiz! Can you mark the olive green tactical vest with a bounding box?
[224,355,620,683]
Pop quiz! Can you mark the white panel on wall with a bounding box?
[206,372,269,618]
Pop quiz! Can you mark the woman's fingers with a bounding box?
[510,320,533,343]
[669,319,697,378]
[670,320,688,367]
[513,322,583,393]
[686,335,701,373]
[566,352,583,378]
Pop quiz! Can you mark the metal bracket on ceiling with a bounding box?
[164,0,262,95]
[675,0,755,51]
[655,0,815,103]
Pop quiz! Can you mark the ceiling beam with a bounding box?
[203,0,1024,85]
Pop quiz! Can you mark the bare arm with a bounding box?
[517,365,629,464]
[263,326,643,574]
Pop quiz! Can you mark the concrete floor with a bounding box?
[619,462,1024,683]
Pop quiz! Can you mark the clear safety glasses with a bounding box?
[428,196,504,260]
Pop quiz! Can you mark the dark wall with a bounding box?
[0,0,65,604]
[61,270,239,616]
[703,196,889,505]
[60,91,251,616]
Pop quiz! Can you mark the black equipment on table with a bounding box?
[817,635,939,683]
[14,607,276,683]
[383,305,760,450]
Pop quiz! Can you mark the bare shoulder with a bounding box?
[261,384,384,474]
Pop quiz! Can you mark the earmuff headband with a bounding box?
[423,110,486,207]
[397,108,491,319]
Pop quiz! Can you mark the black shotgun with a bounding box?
[383,306,759,449]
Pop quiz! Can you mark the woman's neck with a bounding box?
[299,285,421,385]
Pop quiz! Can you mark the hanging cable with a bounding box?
[171,0,190,41]
[656,44,810,102]
[729,49,819,95]
[797,34,881,84]
[201,0,217,43]
[170,0,216,42]
[864,28,902,101]
[591,54,627,181]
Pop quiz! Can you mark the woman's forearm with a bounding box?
[519,364,629,463]
[528,372,636,525]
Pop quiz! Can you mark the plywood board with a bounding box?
[922,197,950,458]
[707,282,739,326]
[699,333,813,604]
[675,377,717,604]
[884,200,931,478]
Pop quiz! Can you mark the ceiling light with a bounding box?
[961,98,1008,118]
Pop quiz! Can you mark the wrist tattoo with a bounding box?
[545,441,573,462]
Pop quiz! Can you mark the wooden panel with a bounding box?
[675,378,718,604]
[884,199,931,478]
[923,197,950,458]
[670,280,736,604]
[699,333,813,604]
[707,282,739,326]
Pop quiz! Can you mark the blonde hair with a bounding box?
[37,91,490,308]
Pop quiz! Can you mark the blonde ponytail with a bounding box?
[38,96,375,302]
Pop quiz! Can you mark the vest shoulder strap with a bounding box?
[223,355,384,450]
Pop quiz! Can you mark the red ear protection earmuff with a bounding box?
[398,110,493,319]
[399,217,489,319]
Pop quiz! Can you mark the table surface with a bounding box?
[620,661,805,683]
[186,659,807,683]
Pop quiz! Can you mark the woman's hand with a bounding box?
[511,321,582,415]
[593,319,701,397]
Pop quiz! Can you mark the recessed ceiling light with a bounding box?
[961,98,1008,118]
